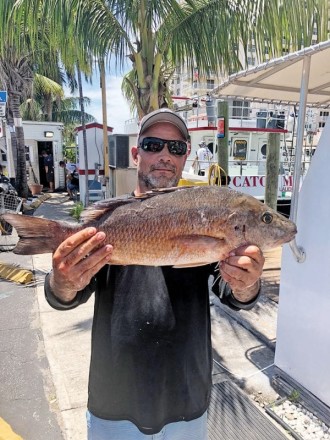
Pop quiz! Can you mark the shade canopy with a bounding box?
[213,40,330,108]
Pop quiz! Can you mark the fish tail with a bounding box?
[1,213,78,255]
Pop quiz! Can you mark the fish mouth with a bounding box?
[274,230,297,247]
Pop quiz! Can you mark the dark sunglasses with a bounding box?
[138,137,188,156]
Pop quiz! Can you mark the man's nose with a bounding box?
[158,146,173,160]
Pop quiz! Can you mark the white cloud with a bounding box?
[84,75,133,133]
[65,72,134,134]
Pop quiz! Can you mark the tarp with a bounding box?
[213,40,330,108]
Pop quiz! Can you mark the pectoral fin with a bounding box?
[170,235,227,267]
[174,235,226,250]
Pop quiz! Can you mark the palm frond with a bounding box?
[51,109,96,124]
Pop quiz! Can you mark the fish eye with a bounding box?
[262,212,273,224]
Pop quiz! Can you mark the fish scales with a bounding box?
[99,188,229,265]
[0,186,297,267]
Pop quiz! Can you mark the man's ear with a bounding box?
[131,146,139,165]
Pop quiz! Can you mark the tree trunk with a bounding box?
[44,93,53,121]
[77,64,89,206]
[8,93,28,198]
[265,133,280,211]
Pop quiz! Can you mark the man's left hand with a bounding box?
[220,245,265,302]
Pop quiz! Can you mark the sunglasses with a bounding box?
[138,137,188,156]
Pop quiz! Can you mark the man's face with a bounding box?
[131,122,189,193]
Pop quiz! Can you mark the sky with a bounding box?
[66,67,134,134]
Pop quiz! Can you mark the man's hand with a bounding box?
[220,245,265,302]
[49,227,113,303]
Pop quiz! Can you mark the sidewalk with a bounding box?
[1,193,285,439]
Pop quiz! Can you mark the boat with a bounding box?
[177,102,317,216]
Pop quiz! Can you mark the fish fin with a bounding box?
[81,188,195,223]
[81,195,140,223]
[175,235,226,248]
[135,186,195,200]
[1,213,75,255]
[171,235,227,266]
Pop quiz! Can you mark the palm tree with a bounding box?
[21,85,95,125]
[0,0,68,196]
[13,0,330,119]
[20,74,64,120]
[0,46,33,198]
[0,0,96,196]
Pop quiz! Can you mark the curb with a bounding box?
[22,193,51,214]
[0,418,23,440]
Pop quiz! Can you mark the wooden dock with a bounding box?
[261,247,283,303]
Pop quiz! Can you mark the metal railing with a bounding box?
[185,158,311,178]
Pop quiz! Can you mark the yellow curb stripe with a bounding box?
[0,417,23,440]
[22,193,51,213]
[0,263,34,284]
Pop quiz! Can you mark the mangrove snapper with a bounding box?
[1,186,297,267]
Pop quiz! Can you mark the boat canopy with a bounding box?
[213,40,330,108]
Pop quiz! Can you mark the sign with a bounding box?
[217,117,225,138]
[0,91,7,103]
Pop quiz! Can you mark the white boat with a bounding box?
[178,105,317,215]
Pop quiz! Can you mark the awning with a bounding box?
[212,40,330,108]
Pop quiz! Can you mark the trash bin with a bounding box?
[256,111,267,128]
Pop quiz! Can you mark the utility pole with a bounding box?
[217,100,229,184]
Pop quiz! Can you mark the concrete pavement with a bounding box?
[0,192,286,439]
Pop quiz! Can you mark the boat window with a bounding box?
[233,140,247,160]
[261,143,267,156]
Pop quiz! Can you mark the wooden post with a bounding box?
[217,101,229,184]
[265,132,280,210]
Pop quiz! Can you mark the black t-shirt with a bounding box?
[45,264,259,434]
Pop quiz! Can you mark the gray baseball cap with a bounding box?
[138,109,189,140]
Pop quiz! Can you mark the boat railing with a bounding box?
[185,158,311,177]
[179,100,294,130]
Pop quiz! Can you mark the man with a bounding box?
[59,161,79,199]
[44,109,264,439]
[42,150,55,192]
[196,141,213,176]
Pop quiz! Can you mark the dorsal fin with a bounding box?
[80,186,194,224]
[80,194,139,223]
[135,185,194,199]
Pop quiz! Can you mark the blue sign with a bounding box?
[0,91,7,103]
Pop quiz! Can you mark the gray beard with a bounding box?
[138,171,180,189]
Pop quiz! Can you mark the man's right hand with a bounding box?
[49,227,113,303]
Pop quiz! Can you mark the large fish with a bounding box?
[1,186,296,267]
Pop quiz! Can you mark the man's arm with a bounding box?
[44,227,113,309]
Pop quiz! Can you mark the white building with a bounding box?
[0,120,65,190]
